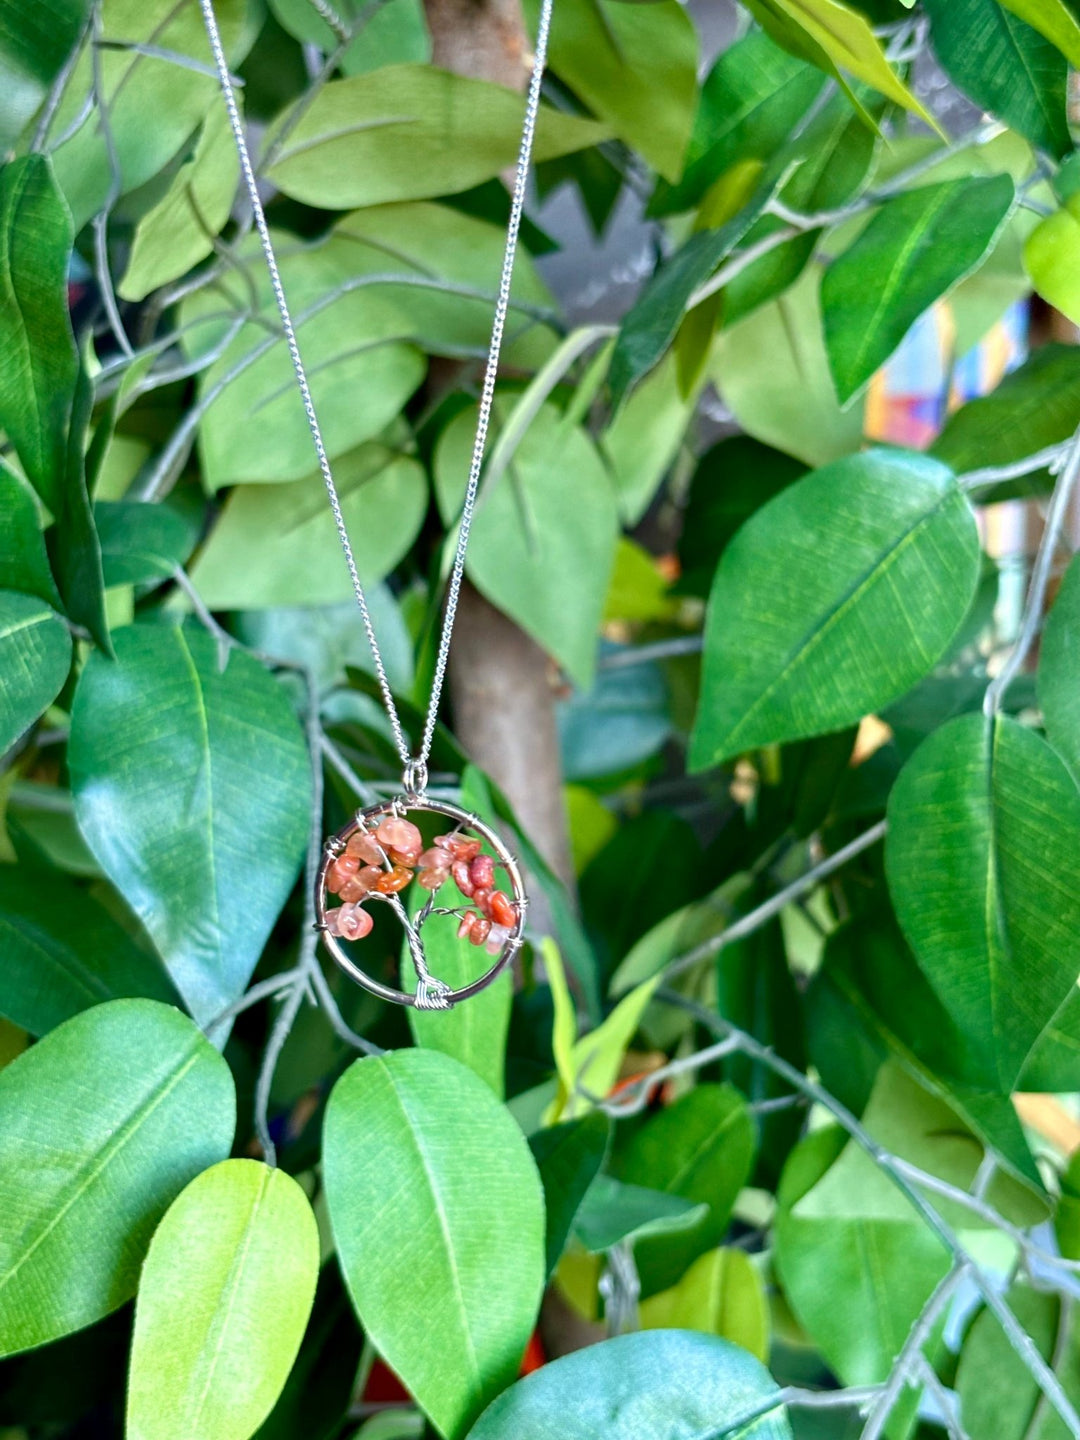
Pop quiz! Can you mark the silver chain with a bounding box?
[197,0,554,791]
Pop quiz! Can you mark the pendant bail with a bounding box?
[403,757,428,798]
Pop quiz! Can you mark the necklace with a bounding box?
[198,0,555,1011]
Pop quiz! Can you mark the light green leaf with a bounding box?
[823,175,1016,404]
[710,263,865,466]
[886,712,1080,1093]
[572,1176,709,1253]
[0,999,235,1357]
[957,1285,1080,1440]
[50,0,250,231]
[523,0,697,179]
[0,0,89,149]
[0,863,177,1037]
[1024,193,1080,325]
[639,1248,770,1363]
[1000,0,1080,63]
[690,450,980,768]
[69,625,311,1027]
[127,1160,319,1440]
[1040,550,1080,782]
[267,65,609,209]
[559,976,662,1123]
[269,0,430,72]
[95,501,197,589]
[190,446,427,609]
[466,1330,792,1440]
[0,591,72,756]
[650,29,823,216]
[600,354,698,525]
[434,400,619,689]
[323,1049,545,1440]
[614,1084,756,1297]
[0,155,77,510]
[0,462,60,607]
[529,1113,611,1277]
[119,106,239,303]
[924,0,1070,158]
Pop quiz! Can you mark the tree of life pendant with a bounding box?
[315,795,527,1011]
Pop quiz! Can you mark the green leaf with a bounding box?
[924,0,1070,157]
[1040,550,1080,782]
[69,625,311,1027]
[743,0,935,125]
[638,1248,770,1363]
[886,712,1080,1093]
[50,0,251,231]
[650,29,824,216]
[95,501,197,588]
[0,462,61,606]
[269,0,430,72]
[324,1050,544,1439]
[434,400,619,689]
[822,176,1015,404]
[529,1113,611,1277]
[466,1330,793,1440]
[127,1160,319,1440]
[999,0,1080,64]
[690,450,980,769]
[0,0,89,149]
[1024,193,1080,326]
[118,106,239,303]
[190,445,427,609]
[267,65,609,209]
[0,591,72,756]
[933,344,1080,483]
[572,1176,709,1253]
[614,1084,756,1297]
[0,998,235,1357]
[710,263,865,466]
[0,156,77,510]
[600,354,699,526]
[957,1285,1080,1440]
[0,862,177,1037]
[552,969,662,1122]
[522,0,697,179]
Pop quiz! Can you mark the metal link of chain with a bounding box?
[197,0,555,788]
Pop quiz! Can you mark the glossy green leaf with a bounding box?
[957,1286,1080,1440]
[639,1248,770,1363]
[323,1050,545,1439]
[690,450,980,768]
[267,65,609,209]
[1024,193,1080,326]
[190,446,428,609]
[0,591,72,756]
[95,501,197,589]
[1040,550,1080,782]
[573,1176,709,1253]
[710,263,865,465]
[823,175,1015,403]
[886,712,1080,1093]
[69,625,310,1027]
[50,0,250,231]
[0,999,235,1357]
[0,156,77,510]
[0,863,176,1037]
[651,29,823,216]
[529,1113,611,1277]
[466,1330,792,1440]
[434,401,619,688]
[999,0,1080,64]
[0,463,61,606]
[779,87,882,214]
[119,106,239,303]
[0,0,89,148]
[127,1160,319,1440]
[924,0,1070,157]
[934,344,1080,483]
[615,1084,756,1297]
[523,0,697,179]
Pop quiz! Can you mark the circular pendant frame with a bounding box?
[315,795,527,1010]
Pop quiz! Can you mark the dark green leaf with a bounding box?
[324,1050,545,1439]
[1039,549,1080,782]
[573,1176,710,1253]
[886,712,1080,1093]
[466,1330,792,1440]
[957,1286,1080,1440]
[924,0,1070,157]
[0,0,89,148]
[68,625,310,1027]
[690,450,980,768]
[95,500,197,589]
[999,0,1080,64]
[0,862,177,1037]
[47,356,111,653]
[723,227,817,328]
[0,999,235,1356]
[823,176,1016,403]
[557,657,671,781]
[529,1113,611,1276]
[0,462,60,607]
[0,591,71,756]
[0,156,77,510]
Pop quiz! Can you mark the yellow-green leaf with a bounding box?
[1023,193,1080,325]
[639,1247,770,1362]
